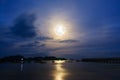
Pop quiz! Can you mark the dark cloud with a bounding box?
[36,36,53,41]
[0,14,52,57]
[11,14,37,38]
[38,44,45,47]
[20,43,36,48]
[10,13,53,41]
[58,39,78,43]
[20,41,46,48]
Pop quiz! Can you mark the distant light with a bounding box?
[54,60,65,64]
[21,58,24,61]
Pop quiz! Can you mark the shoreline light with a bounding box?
[54,60,65,64]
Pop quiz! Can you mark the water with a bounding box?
[0,62,120,80]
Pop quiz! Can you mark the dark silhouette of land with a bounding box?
[0,55,120,64]
[81,57,120,64]
[0,55,66,63]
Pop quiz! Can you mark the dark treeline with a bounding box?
[0,55,67,63]
[0,55,24,63]
[81,57,120,63]
[1,55,120,64]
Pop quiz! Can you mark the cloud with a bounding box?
[1,11,120,58]
[20,40,46,48]
[58,39,78,43]
[0,13,54,57]
[38,44,45,47]
[20,43,36,48]
[11,14,37,38]
[10,13,53,41]
[36,36,53,41]
[20,43,46,48]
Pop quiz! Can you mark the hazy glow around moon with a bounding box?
[47,13,74,40]
[55,24,65,36]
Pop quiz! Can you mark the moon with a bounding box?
[54,24,66,36]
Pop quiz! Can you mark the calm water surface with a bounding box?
[0,62,120,80]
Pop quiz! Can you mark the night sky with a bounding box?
[0,0,120,58]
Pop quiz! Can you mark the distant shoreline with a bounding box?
[81,57,120,64]
[0,55,120,64]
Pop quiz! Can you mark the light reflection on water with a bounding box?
[53,62,68,80]
[20,60,24,72]
[20,63,23,72]
[0,62,120,80]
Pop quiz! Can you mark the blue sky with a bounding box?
[0,0,120,58]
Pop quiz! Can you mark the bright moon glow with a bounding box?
[55,24,65,36]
